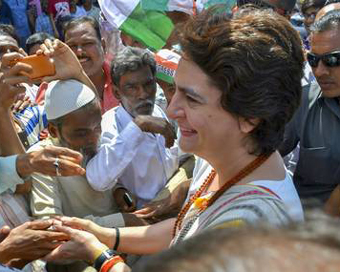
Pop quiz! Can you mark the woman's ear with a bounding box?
[238,117,260,134]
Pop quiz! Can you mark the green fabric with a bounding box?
[156,71,174,84]
[141,0,170,11]
[120,3,174,51]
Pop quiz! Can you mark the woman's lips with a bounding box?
[180,127,197,137]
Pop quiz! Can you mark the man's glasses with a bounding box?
[307,51,340,68]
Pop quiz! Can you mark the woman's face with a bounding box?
[167,58,246,160]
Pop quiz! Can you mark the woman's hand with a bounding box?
[44,225,108,264]
[56,217,116,248]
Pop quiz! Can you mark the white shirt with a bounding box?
[189,157,304,222]
[86,105,179,208]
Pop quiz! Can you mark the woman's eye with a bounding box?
[186,95,197,103]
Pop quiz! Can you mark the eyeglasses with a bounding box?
[307,51,340,68]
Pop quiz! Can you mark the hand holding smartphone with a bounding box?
[11,54,56,80]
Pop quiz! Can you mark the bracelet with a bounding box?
[94,249,115,271]
[113,227,120,251]
[100,255,124,272]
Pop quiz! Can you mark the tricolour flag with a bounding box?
[196,0,237,12]
[141,0,196,15]
[98,0,175,51]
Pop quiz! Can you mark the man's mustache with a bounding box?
[135,100,154,109]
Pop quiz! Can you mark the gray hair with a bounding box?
[311,9,340,33]
[111,46,156,86]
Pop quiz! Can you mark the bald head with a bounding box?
[316,2,340,20]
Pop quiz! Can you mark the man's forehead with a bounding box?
[65,24,98,41]
[0,35,18,48]
[311,28,340,53]
[121,66,154,84]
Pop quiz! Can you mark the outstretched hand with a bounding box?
[44,225,108,264]
[0,220,68,264]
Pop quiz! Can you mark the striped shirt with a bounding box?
[13,105,47,148]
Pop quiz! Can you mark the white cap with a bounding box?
[45,79,96,120]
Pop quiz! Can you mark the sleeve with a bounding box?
[86,116,145,191]
[84,212,125,228]
[0,155,24,194]
[30,173,63,219]
[203,195,290,231]
[279,114,300,157]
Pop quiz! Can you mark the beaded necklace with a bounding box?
[173,154,271,238]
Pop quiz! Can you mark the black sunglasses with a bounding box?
[307,51,340,68]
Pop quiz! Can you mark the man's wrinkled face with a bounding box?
[115,65,157,117]
[50,100,102,166]
[65,22,105,77]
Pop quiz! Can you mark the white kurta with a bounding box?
[86,105,179,208]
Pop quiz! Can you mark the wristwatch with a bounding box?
[93,249,117,271]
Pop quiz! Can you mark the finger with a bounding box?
[60,217,90,230]
[18,48,28,57]
[5,62,33,77]
[39,43,51,57]
[40,231,70,242]
[57,159,86,176]
[0,225,11,234]
[12,100,22,112]
[1,52,25,67]
[134,210,156,219]
[27,219,54,230]
[43,246,63,262]
[3,75,32,86]
[47,146,83,161]
[51,225,77,237]
[46,146,83,164]
[19,100,30,111]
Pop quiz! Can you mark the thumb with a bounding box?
[0,225,11,236]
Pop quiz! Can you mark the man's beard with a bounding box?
[59,135,100,168]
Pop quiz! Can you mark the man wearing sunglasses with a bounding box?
[280,10,340,207]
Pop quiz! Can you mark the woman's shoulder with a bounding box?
[200,185,292,231]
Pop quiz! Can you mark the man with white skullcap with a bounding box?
[28,79,124,228]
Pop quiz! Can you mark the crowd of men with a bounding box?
[1,0,340,271]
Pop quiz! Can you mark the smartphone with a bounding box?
[11,54,56,80]
[123,192,133,207]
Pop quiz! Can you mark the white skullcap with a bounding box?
[45,79,96,120]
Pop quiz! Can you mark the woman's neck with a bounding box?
[206,151,284,192]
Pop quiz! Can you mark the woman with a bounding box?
[44,8,304,271]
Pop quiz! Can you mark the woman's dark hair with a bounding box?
[178,8,304,155]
